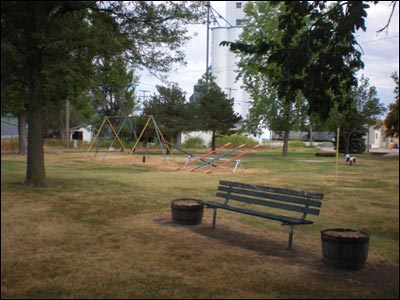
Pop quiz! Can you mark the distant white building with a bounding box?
[210,1,271,141]
[70,126,93,144]
[366,121,399,149]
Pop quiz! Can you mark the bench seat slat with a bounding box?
[202,201,313,225]
[219,180,324,200]
[218,185,322,208]
[216,192,321,215]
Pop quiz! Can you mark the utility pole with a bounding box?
[139,90,149,114]
[139,90,149,102]
[206,1,210,83]
[65,100,70,148]
[225,87,237,99]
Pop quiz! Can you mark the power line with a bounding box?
[359,35,399,45]
[210,5,232,27]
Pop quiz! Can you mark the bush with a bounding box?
[288,140,317,149]
[182,136,205,148]
[216,134,258,148]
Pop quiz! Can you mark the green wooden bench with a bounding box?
[202,180,324,249]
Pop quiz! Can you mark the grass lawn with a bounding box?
[1,146,399,299]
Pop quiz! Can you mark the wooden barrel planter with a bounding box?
[171,199,204,225]
[321,228,369,270]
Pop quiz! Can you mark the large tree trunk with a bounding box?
[24,51,47,187]
[282,129,290,157]
[18,111,27,155]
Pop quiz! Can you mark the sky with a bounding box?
[136,1,399,109]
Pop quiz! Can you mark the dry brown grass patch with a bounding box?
[1,150,398,298]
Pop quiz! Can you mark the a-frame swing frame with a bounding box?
[87,115,172,162]
[129,115,172,162]
[86,116,129,154]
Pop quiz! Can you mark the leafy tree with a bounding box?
[191,73,242,150]
[330,76,386,153]
[1,11,30,155]
[384,72,399,138]
[235,1,308,156]
[222,1,378,122]
[90,55,137,127]
[245,81,308,157]
[143,83,188,144]
[1,1,206,187]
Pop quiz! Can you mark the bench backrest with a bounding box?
[216,180,323,220]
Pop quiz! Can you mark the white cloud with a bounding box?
[355,2,399,106]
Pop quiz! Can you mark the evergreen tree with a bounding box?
[331,76,386,153]
[191,73,242,150]
[337,126,367,154]
[143,83,188,144]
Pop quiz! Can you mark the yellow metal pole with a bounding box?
[130,115,152,154]
[106,117,128,152]
[336,127,340,183]
[153,118,173,160]
[87,117,107,153]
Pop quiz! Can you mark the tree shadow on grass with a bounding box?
[153,215,399,299]
[153,216,320,262]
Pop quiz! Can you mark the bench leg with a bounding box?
[212,208,217,229]
[288,225,294,249]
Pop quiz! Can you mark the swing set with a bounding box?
[87,115,172,161]
[87,115,260,173]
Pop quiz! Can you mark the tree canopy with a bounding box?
[384,72,399,138]
[235,1,309,156]
[90,55,137,124]
[222,1,378,121]
[143,83,189,143]
[1,1,207,187]
[330,75,386,153]
[190,73,242,150]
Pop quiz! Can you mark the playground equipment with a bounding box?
[174,143,232,170]
[129,115,172,162]
[87,115,260,171]
[171,141,261,174]
[189,144,246,172]
[203,144,261,174]
[86,116,130,158]
[87,115,171,162]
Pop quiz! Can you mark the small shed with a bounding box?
[70,126,93,144]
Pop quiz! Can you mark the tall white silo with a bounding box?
[210,1,250,120]
[210,1,271,141]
